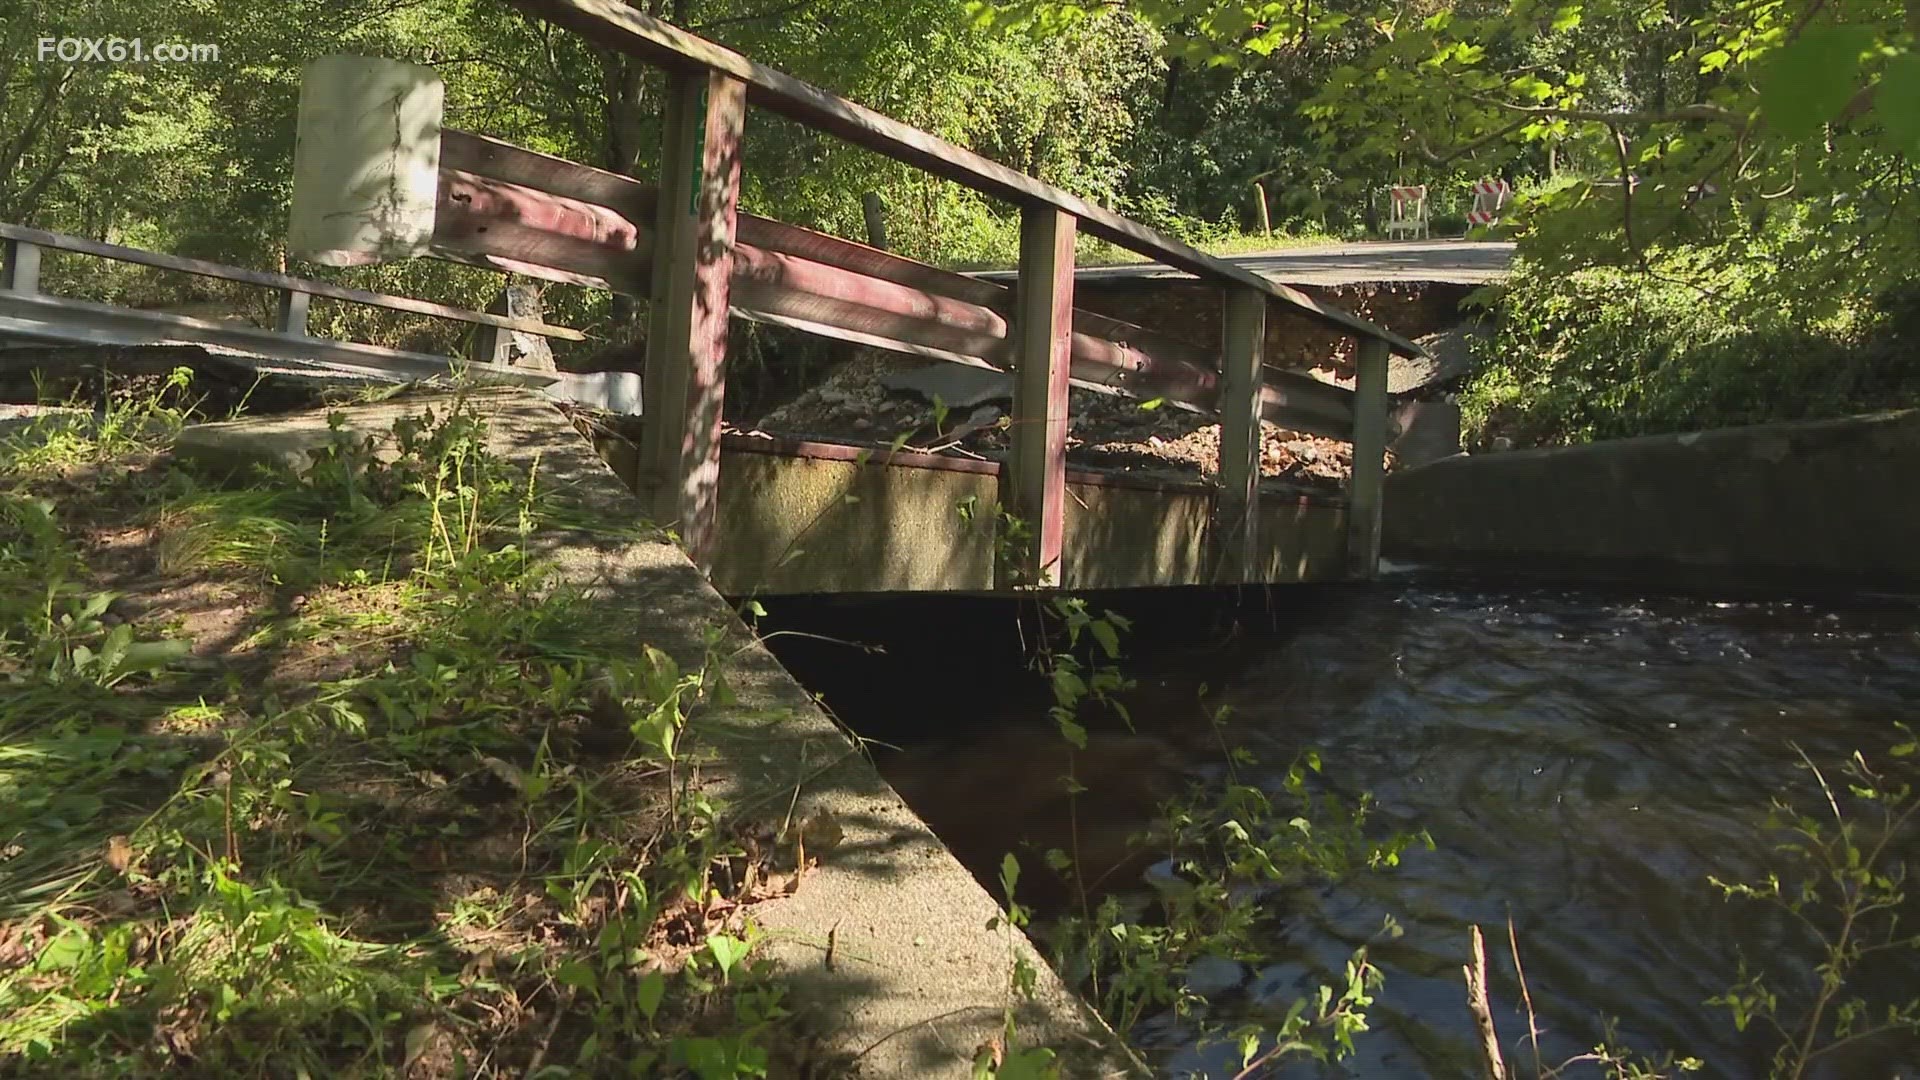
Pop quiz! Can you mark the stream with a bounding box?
[761,584,1920,1078]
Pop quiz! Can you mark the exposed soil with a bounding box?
[1067,278,1478,382]
[733,282,1482,491]
[748,349,1387,498]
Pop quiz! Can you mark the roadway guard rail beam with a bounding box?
[450,0,1412,583]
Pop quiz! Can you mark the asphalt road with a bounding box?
[975,239,1516,287]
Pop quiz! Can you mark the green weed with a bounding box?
[1459,261,1920,448]
[0,386,801,1078]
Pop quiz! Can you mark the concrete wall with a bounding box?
[711,452,1000,595]
[592,432,1352,593]
[1250,499,1349,582]
[1061,483,1212,589]
[1384,410,1920,590]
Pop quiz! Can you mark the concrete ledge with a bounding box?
[174,389,1138,1078]
[1384,409,1920,591]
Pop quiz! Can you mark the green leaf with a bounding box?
[119,639,190,675]
[36,929,90,971]
[635,969,667,1022]
[706,934,749,979]
[1055,715,1087,750]
[554,957,599,995]
[1509,74,1554,102]
[994,1047,1059,1080]
[998,852,1021,901]
[1759,26,1876,140]
[1874,54,1920,158]
[1050,667,1087,708]
[1089,620,1121,659]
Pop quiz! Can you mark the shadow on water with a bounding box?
[749,581,1920,1079]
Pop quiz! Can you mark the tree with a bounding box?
[970,0,1919,311]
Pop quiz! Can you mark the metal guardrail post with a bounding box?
[2,238,41,293]
[639,69,747,569]
[1346,336,1390,578]
[1215,287,1266,581]
[276,288,311,335]
[1006,204,1075,588]
[861,191,887,250]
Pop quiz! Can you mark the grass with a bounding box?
[0,375,816,1078]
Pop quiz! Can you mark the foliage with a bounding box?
[1458,258,1920,446]
[0,383,796,1078]
[1007,595,1430,1073]
[5,0,1325,329]
[1706,734,1920,1080]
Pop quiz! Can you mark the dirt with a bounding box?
[749,349,1387,497]
[0,406,822,1078]
[1068,278,1478,382]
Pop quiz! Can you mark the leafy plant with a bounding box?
[1706,733,1920,1079]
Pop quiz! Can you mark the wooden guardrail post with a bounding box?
[861,191,888,250]
[276,288,311,335]
[1215,287,1266,581]
[1346,336,1390,578]
[639,69,747,569]
[1005,204,1076,588]
[2,238,41,292]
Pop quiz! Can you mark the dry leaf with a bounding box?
[105,835,134,874]
[402,1022,438,1067]
[800,810,844,855]
[479,756,527,792]
[586,679,629,727]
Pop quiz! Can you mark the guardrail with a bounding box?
[389,0,1420,583]
[0,221,582,386]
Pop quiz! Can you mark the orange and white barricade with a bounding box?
[1467,178,1511,225]
[1385,185,1429,239]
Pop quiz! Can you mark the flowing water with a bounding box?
[764,585,1920,1078]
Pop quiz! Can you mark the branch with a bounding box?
[428,53,576,96]
[1410,115,1533,165]
[1608,121,1653,275]
[691,0,809,32]
[1471,94,1743,128]
[0,50,18,122]
[7,139,75,226]
[0,67,76,189]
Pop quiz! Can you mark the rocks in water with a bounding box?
[1181,955,1250,999]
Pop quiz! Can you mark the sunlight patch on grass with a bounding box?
[0,381,808,1078]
